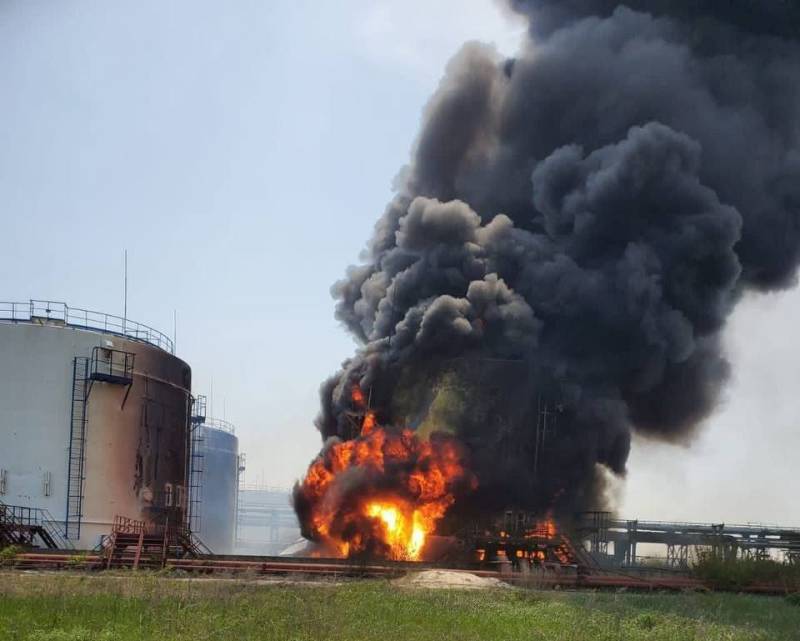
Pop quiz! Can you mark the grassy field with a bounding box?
[0,571,799,641]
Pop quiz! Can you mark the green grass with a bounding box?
[0,546,20,568]
[1,571,799,641]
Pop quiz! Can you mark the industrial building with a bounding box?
[235,485,300,556]
[0,299,192,550]
[189,415,243,554]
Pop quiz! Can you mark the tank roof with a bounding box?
[0,299,174,354]
[202,418,236,435]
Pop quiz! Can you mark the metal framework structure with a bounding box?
[463,508,598,570]
[576,513,800,568]
[0,299,174,353]
[235,484,300,555]
[202,417,236,434]
[0,500,72,549]
[102,515,209,569]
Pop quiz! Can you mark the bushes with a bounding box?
[0,545,20,567]
[692,552,800,591]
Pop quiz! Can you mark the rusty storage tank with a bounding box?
[0,299,191,549]
[192,418,240,554]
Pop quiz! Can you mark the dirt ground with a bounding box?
[393,569,510,589]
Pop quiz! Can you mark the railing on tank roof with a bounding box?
[202,417,236,434]
[240,483,292,493]
[0,299,174,354]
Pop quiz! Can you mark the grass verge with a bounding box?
[0,571,799,640]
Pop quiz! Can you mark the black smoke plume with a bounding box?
[296,1,800,525]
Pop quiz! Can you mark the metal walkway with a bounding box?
[577,512,800,567]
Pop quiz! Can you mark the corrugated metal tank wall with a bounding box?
[0,320,191,549]
[196,424,238,554]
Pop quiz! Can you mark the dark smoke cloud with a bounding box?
[298,1,800,521]
[509,1,800,39]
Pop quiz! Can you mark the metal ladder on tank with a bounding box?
[188,395,206,535]
[65,357,90,541]
[188,431,204,534]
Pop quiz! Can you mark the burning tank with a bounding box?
[293,382,476,561]
[293,359,586,563]
[294,0,800,564]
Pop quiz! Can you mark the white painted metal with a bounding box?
[195,422,239,554]
[0,317,191,549]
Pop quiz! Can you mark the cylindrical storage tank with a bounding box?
[194,419,239,554]
[0,300,191,549]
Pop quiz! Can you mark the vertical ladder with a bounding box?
[187,395,206,535]
[188,425,204,533]
[65,357,90,540]
[234,452,246,545]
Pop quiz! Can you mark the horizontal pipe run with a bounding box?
[5,553,795,595]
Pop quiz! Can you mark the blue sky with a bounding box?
[1,0,797,525]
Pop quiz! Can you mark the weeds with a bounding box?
[0,544,20,567]
[692,552,800,591]
[0,571,798,641]
[66,553,89,569]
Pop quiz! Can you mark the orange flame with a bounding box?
[361,411,376,436]
[296,385,475,561]
[525,516,557,539]
[351,385,366,407]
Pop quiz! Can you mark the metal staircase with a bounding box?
[0,501,24,546]
[103,517,168,570]
[65,357,90,540]
[174,527,212,557]
[102,516,211,569]
[0,501,72,550]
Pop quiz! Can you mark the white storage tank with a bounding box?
[0,300,191,549]
[192,419,240,554]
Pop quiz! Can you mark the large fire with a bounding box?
[294,385,475,560]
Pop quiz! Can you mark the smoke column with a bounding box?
[296,1,800,529]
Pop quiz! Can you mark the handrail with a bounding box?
[90,346,135,382]
[577,513,800,534]
[38,509,73,550]
[604,519,800,535]
[111,515,153,535]
[0,299,174,354]
[239,484,292,493]
[0,500,73,550]
[201,418,236,435]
